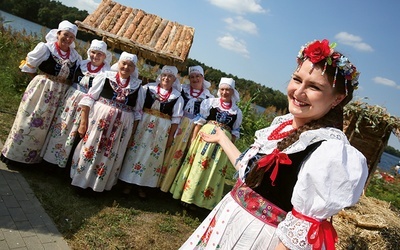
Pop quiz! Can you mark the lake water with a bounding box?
[2,10,399,173]
[379,152,400,173]
[0,10,50,35]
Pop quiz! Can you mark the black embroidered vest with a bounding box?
[181,89,208,115]
[38,54,76,79]
[100,79,139,107]
[207,107,237,130]
[144,88,179,116]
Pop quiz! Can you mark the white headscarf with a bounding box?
[218,77,240,103]
[45,20,78,49]
[87,39,112,67]
[111,51,139,78]
[189,65,211,89]
[156,65,182,92]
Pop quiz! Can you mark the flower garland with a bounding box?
[297,39,360,93]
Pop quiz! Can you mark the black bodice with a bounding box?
[207,107,237,130]
[100,78,139,107]
[143,88,179,116]
[38,54,76,79]
[248,141,323,212]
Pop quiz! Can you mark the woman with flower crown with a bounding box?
[42,39,112,169]
[159,65,215,193]
[119,65,184,198]
[179,39,368,250]
[69,52,145,192]
[1,20,81,166]
[170,77,243,211]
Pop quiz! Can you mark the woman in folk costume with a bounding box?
[70,52,144,192]
[180,39,368,250]
[170,77,243,210]
[119,65,184,198]
[42,39,111,169]
[159,65,214,193]
[1,20,81,165]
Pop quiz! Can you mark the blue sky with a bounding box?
[60,0,400,149]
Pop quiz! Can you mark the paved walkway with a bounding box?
[0,143,70,250]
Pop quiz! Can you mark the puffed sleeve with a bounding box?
[79,73,107,108]
[133,86,145,121]
[276,139,368,249]
[20,42,50,73]
[171,96,184,124]
[194,98,213,125]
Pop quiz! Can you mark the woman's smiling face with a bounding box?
[287,59,345,128]
[57,30,75,51]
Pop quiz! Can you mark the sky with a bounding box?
[59,0,400,149]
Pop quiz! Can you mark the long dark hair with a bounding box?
[245,58,356,189]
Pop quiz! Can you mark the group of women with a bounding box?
[2,19,370,249]
[1,20,243,211]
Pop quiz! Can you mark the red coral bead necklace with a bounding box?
[220,98,232,109]
[268,120,297,140]
[190,86,203,98]
[55,42,70,60]
[157,84,172,102]
[116,73,130,88]
[87,62,104,74]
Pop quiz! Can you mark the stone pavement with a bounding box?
[0,142,71,249]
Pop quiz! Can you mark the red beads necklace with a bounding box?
[116,73,130,88]
[157,84,172,102]
[220,98,232,109]
[268,120,297,140]
[87,62,104,74]
[190,86,203,98]
[55,42,70,60]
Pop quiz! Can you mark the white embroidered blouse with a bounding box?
[238,113,368,249]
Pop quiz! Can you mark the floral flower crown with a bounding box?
[297,39,360,94]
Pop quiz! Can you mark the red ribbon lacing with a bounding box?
[257,148,292,186]
[292,208,338,250]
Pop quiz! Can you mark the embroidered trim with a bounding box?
[98,97,134,112]
[143,107,171,120]
[230,178,287,227]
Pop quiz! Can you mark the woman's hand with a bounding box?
[78,105,90,138]
[78,123,87,138]
[200,126,226,144]
[275,242,289,250]
[166,136,174,148]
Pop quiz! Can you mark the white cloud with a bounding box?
[209,0,266,14]
[217,34,250,58]
[56,0,99,12]
[223,16,258,35]
[334,32,373,52]
[372,77,397,88]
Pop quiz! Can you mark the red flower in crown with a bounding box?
[303,39,332,64]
